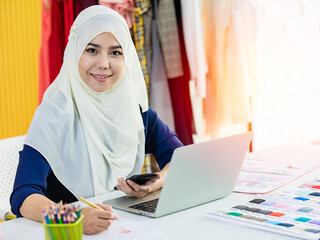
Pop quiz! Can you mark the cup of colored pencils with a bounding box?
[42,201,83,240]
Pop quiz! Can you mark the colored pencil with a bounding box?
[79,197,104,210]
[4,213,17,221]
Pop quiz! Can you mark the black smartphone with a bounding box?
[113,173,158,190]
[126,173,158,185]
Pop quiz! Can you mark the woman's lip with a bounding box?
[90,73,112,81]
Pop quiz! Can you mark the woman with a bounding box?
[10,5,183,235]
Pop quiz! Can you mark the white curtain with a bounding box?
[252,0,320,150]
[201,0,320,150]
[202,0,255,139]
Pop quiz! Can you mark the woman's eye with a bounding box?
[86,48,97,54]
[110,50,122,56]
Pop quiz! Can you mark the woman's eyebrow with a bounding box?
[110,45,122,50]
[86,43,122,50]
[87,42,100,48]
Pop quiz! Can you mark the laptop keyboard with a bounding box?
[128,198,159,213]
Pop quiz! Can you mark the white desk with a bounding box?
[1,168,320,240]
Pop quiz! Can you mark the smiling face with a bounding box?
[78,32,125,92]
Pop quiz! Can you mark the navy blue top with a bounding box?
[10,108,183,217]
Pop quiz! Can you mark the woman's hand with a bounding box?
[81,204,119,235]
[116,163,170,198]
[116,172,160,197]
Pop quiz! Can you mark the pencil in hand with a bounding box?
[79,197,131,234]
[79,197,119,220]
[79,197,104,211]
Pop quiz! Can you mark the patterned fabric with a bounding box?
[166,0,195,146]
[133,0,151,94]
[156,0,183,79]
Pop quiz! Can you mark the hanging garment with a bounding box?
[166,0,195,145]
[150,0,175,132]
[63,0,74,46]
[133,0,151,94]
[38,0,52,103]
[39,0,97,103]
[202,0,251,138]
[143,3,153,80]
[98,0,135,28]
[46,0,67,95]
[156,0,183,79]
[180,0,208,98]
[75,0,98,16]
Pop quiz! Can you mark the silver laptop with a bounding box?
[104,132,253,218]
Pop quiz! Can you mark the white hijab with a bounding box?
[25,6,148,198]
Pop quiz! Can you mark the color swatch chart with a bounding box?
[207,180,320,239]
[234,144,320,194]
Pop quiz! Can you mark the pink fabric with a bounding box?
[38,0,52,103]
[99,0,135,28]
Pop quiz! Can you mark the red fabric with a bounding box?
[38,0,64,103]
[38,0,52,103]
[48,0,65,90]
[64,0,75,46]
[39,0,97,103]
[75,0,98,16]
[167,0,195,145]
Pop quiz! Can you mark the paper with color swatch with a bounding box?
[235,144,320,194]
[207,179,320,240]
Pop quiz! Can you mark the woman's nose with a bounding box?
[97,54,110,69]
